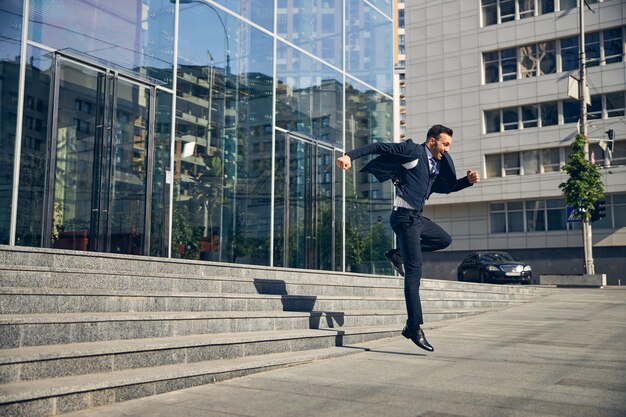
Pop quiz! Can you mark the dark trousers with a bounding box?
[390,208,451,329]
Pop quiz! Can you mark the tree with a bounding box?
[559,134,604,220]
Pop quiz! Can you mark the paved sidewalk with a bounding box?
[66,288,626,417]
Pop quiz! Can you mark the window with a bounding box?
[606,92,625,118]
[490,203,506,233]
[525,200,546,231]
[482,0,497,26]
[604,28,624,65]
[585,32,601,68]
[541,148,560,173]
[503,152,520,176]
[546,199,566,231]
[519,0,535,19]
[562,99,579,124]
[560,36,578,72]
[507,201,524,232]
[522,105,538,128]
[501,48,517,80]
[559,0,576,10]
[502,107,518,130]
[614,194,626,228]
[587,95,602,120]
[484,52,500,84]
[540,102,558,126]
[521,150,539,175]
[520,42,556,77]
[500,0,515,23]
[486,154,502,178]
[485,109,501,133]
[398,9,405,28]
[539,0,555,15]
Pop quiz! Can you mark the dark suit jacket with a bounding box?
[346,138,472,198]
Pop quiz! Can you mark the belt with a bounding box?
[393,206,422,215]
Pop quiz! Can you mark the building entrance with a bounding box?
[275,131,336,270]
[44,54,156,255]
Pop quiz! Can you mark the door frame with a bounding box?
[42,51,157,255]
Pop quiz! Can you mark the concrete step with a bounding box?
[0,310,407,348]
[0,326,400,384]
[0,287,528,315]
[0,343,375,417]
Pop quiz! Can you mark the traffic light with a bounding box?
[590,199,606,222]
[606,129,614,152]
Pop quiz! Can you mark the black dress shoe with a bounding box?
[384,249,404,277]
[402,325,434,352]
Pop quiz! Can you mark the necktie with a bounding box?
[429,157,437,175]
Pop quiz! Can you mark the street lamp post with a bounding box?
[578,0,595,275]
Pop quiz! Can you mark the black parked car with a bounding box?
[457,252,534,285]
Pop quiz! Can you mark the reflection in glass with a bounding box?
[0,0,23,244]
[276,0,342,67]
[276,42,343,147]
[345,78,393,274]
[28,0,175,87]
[150,91,172,257]
[175,4,274,265]
[214,0,273,31]
[346,0,392,95]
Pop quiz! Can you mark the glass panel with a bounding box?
[501,48,517,81]
[28,0,175,88]
[522,150,539,175]
[502,107,518,131]
[540,102,558,126]
[482,0,497,26]
[334,149,344,271]
[17,47,51,247]
[315,146,334,270]
[276,41,343,147]
[276,0,342,67]
[499,0,515,22]
[519,0,535,19]
[485,154,502,178]
[560,36,579,72]
[175,7,274,264]
[485,109,501,133]
[503,152,520,176]
[522,105,538,128]
[615,194,626,227]
[539,41,556,75]
[484,52,500,83]
[490,212,506,233]
[562,99,579,124]
[559,0,577,10]
[214,0,273,31]
[542,148,560,172]
[367,0,393,17]
[346,0,393,94]
[108,78,149,254]
[539,0,555,14]
[587,95,602,120]
[547,207,566,230]
[0,0,24,244]
[345,80,393,274]
[606,92,625,118]
[50,60,105,251]
[150,90,172,257]
[585,32,601,68]
[525,200,545,231]
[603,28,624,65]
[286,138,311,269]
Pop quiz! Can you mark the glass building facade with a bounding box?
[0,0,395,274]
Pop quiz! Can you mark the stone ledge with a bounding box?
[539,274,607,287]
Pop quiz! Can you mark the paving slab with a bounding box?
[64,288,626,417]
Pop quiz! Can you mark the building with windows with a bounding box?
[405,0,626,283]
[0,0,396,274]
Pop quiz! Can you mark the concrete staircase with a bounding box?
[0,245,552,416]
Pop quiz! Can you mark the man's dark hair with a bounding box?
[425,124,453,142]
